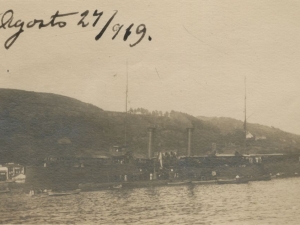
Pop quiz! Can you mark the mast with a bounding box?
[124,61,128,148]
[244,77,247,152]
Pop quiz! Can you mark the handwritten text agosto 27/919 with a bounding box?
[0,10,152,50]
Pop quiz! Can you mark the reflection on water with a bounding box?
[1,178,300,224]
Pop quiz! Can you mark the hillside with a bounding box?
[0,89,300,164]
[197,116,300,154]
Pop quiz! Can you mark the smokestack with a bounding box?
[187,128,194,157]
[148,127,155,159]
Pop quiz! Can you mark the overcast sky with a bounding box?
[1,1,300,134]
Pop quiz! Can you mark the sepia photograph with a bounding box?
[1,1,300,224]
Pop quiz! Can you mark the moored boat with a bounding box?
[217,178,249,184]
[112,184,122,189]
[167,180,191,185]
[217,179,237,184]
[48,189,81,196]
[0,188,10,194]
[5,180,15,183]
[191,180,216,185]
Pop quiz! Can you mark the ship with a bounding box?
[24,78,300,191]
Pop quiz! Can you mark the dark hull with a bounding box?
[79,180,169,191]
[167,180,191,185]
[48,189,81,196]
[0,189,10,193]
[27,162,299,190]
[217,179,249,184]
[191,180,217,185]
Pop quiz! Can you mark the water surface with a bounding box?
[1,178,300,224]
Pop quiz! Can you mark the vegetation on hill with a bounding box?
[197,116,300,154]
[0,89,299,164]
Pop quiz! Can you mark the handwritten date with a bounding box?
[0,10,151,50]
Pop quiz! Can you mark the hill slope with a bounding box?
[0,89,299,164]
[197,116,300,154]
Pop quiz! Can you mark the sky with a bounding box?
[0,1,300,134]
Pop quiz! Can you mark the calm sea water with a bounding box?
[1,178,300,224]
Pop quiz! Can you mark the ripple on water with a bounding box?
[1,178,300,224]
